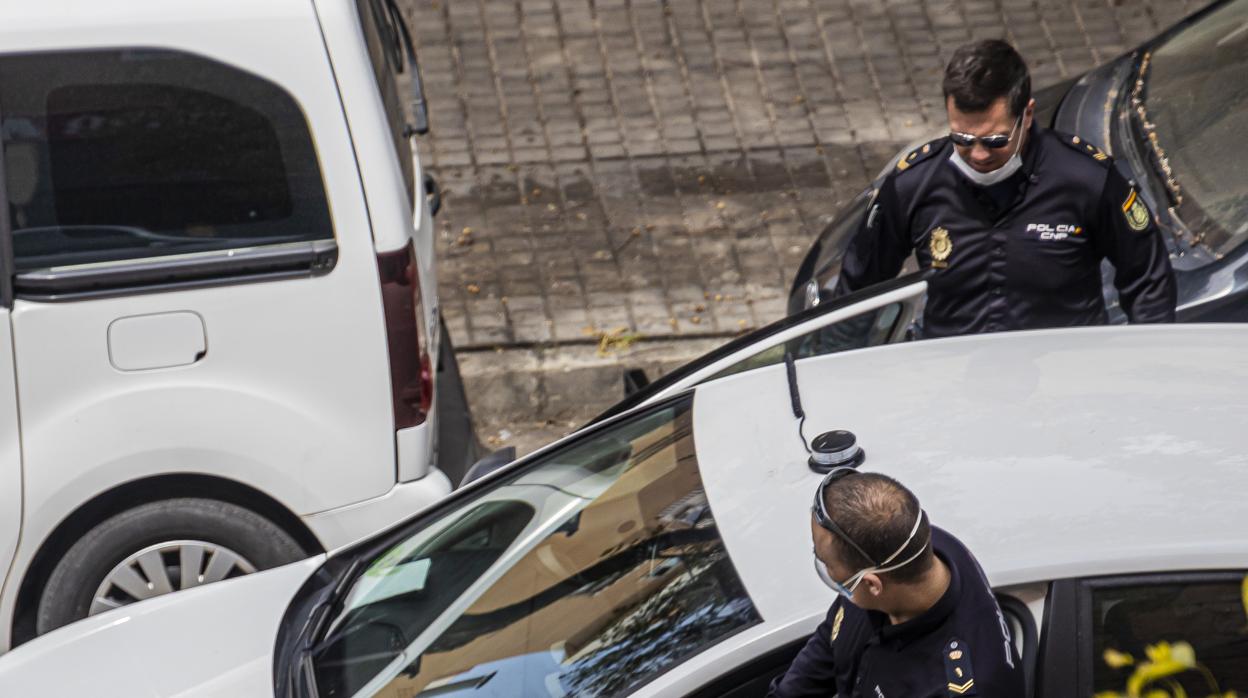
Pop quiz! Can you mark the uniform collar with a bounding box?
[1019,121,1043,178]
[867,548,962,648]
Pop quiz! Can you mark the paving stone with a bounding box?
[405,0,1212,348]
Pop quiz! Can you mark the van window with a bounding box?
[0,49,333,272]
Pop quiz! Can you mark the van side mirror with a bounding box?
[460,446,516,487]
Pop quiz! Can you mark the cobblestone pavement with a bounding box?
[403,0,1210,351]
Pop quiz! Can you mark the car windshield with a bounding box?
[1143,0,1248,252]
[310,396,760,697]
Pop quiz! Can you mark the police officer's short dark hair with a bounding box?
[820,473,934,585]
[942,39,1031,119]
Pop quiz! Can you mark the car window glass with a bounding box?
[1147,0,1248,252]
[311,397,761,697]
[1090,573,1248,696]
[0,49,332,272]
[706,302,904,381]
[355,0,415,207]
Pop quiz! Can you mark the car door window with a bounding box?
[1085,572,1248,697]
[310,396,761,697]
[0,48,332,272]
[706,300,905,382]
[628,275,926,409]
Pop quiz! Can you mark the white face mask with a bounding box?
[948,118,1025,187]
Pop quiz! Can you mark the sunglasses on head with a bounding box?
[811,467,878,564]
[949,116,1022,149]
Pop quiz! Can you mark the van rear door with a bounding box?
[317,0,443,482]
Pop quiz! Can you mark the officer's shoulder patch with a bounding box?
[944,638,977,695]
[895,136,947,173]
[1122,188,1152,231]
[1055,131,1111,164]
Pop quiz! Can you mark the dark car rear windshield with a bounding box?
[1146,0,1248,252]
[310,396,760,697]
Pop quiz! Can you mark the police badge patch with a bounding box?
[930,227,953,268]
[1122,189,1150,231]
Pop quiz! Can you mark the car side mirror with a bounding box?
[623,367,650,397]
[460,446,516,487]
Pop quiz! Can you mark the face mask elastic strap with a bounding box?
[840,509,927,587]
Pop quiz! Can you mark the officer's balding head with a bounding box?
[816,472,934,586]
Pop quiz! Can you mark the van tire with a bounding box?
[35,498,306,636]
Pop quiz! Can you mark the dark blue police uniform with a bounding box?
[833,124,1176,338]
[768,528,1024,697]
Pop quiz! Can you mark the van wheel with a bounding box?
[35,498,306,636]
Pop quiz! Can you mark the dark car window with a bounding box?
[1088,573,1248,696]
[0,49,332,272]
[356,0,415,207]
[311,396,760,697]
[706,301,904,382]
[1146,0,1248,253]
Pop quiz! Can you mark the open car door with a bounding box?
[0,239,20,630]
[593,272,929,423]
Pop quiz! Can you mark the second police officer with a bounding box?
[834,39,1177,338]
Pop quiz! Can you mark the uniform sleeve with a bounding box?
[832,174,913,297]
[1093,168,1177,323]
[767,603,841,698]
[946,624,1026,698]
[966,640,1026,698]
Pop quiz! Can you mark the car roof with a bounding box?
[691,324,1248,626]
[0,0,318,35]
[0,0,325,61]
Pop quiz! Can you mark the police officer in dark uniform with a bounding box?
[769,469,1024,697]
[834,39,1176,338]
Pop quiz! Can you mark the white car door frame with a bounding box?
[0,212,22,605]
[632,274,929,409]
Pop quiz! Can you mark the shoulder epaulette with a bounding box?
[944,637,977,695]
[894,137,947,173]
[1057,132,1111,163]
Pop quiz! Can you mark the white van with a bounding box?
[0,0,477,648]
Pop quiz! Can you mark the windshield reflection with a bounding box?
[310,397,760,698]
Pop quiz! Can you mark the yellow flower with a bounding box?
[1242,575,1248,622]
[1128,642,1197,697]
[1104,648,1135,669]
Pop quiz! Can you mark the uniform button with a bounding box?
[993,288,1003,296]
[994,248,1004,257]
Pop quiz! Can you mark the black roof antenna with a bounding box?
[784,348,811,455]
[785,347,867,473]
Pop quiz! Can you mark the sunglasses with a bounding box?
[811,467,929,600]
[949,116,1022,150]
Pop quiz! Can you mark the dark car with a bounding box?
[788,0,1248,323]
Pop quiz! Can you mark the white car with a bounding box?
[0,0,478,648]
[2,278,1245,697]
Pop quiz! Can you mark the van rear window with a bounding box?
[0,49,332,271]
